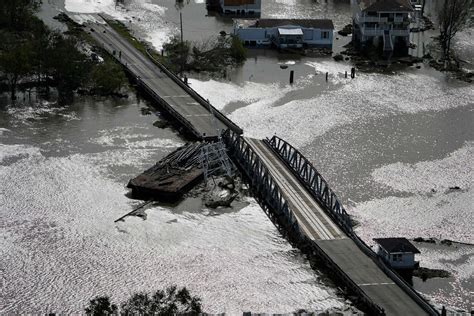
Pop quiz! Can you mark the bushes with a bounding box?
[85,286,202,315]
[90,60,126,95]
[162,35,247,74]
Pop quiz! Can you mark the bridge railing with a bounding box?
[266,135,439,316]
[145,50,243,136]
[91,29,203,139]
[222,130,299,231]
[266,135,352,233]
[223,130,385,315]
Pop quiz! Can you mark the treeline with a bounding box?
[85,286,202,315]
[0,0,126,103]
[163,35,247,74]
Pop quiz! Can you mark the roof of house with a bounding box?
[255,19,335,29]
[278,28,304,35]
[373,238,421,254]
[359,0,413,12]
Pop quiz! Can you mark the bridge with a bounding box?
[85,14,242,140]
[83,15,439,315]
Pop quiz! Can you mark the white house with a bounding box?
[351,0,414,54]
[373,238,420,270]
[233,19,334,49]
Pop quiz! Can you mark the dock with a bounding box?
[128,143,205,201]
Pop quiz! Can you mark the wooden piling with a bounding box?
[289,70,294,84]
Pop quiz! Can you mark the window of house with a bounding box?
[321,31,329,39]
[392,254,403,262]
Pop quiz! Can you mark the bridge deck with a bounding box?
[246,137,345,240]
[245,137,428,316]
[86,16,227,138]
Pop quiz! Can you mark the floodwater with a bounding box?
[1,0,473,313]
[0,94,346,314]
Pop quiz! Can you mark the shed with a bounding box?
[373,237,420,269]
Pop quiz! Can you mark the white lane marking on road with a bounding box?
[247,138,334,240]
[162,95,191,98]
[358,282,396,286]
[185,114,212,117]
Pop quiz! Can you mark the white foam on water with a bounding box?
[218,66,474,148]
[351,143,473,245]
[372,142,473,193]
[350,190,473,245]
[64,0,172,50]
[188,78,294,111]
[0,143,42,164]
[6,101,80,125]
[90,126,183,149]
[0,147,345,313]
[0,128,11,135]
[65,0,115,13]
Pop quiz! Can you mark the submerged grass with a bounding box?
[104,19,165,64]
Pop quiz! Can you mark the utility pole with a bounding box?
[180,12,183,45]
[180,12,184,76]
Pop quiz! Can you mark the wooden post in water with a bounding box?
[345,71,347,78]
[325,72,328,81]
[351,67,356,79]
[289,70,294,84]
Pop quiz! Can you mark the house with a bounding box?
[233,19,334,49]
[373,238,420,270]
[207,0,261,16]
[351,0,414,55]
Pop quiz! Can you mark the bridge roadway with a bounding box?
[245,137,428,316]
[86,15,229,139]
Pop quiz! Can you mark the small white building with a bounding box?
[233,19,334,49]
[219,0,261,16]
[374,238,420,270]
[351,0,414,54]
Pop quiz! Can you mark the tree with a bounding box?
[46,32,91,103]
[0,35,33,100]
[121,286,202,315]
[0,0,42,30]
[85,286,202,315]
[90,60,126,95]
[438,0,472,60]
[85,296,118,316]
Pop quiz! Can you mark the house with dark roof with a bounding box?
[351,0,414,54]
[233,19,334,49]
[373,237,420,270]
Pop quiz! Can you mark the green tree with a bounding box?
[85,286,202,315]
[163,36,191,73]
[85,296,118,316]
[121,286,202,315]
[0,36,33,100]
[46,32,91,103]
[0,0,42,30]
[90,60,126,95]
[230,35,246,63]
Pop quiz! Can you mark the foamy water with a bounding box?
[0,96,346,314]
[29,0,474,311]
